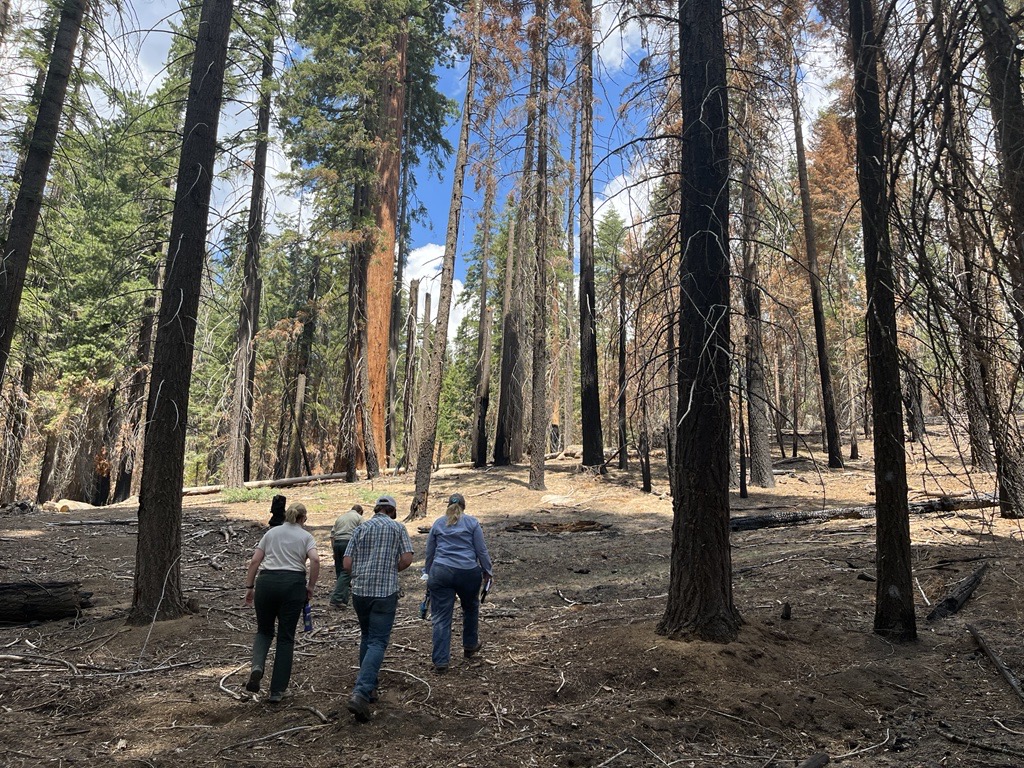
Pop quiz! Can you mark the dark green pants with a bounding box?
[252,570,306,695]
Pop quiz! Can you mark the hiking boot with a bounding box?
[245,668,263,693]
[432,665,448,675]
[268,690,285,704]
[347,693,371,722]
[464,642,483,658]
[367,688,379,704]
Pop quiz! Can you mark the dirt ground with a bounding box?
[2,425,1024,767]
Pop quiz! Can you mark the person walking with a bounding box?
[243,503,320,703]
[329,503,364,608]
[423,493,493,673]
[344,495,414,722]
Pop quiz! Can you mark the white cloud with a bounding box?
[594,0,644,73]
[405,243,466,342]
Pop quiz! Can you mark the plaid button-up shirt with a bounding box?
[346,512,414,598]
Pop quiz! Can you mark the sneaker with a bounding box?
[245,668,263,693]
[464,642,483,658]
[268,690,285,704]
[432,665,448,675]
[347,693,371,722]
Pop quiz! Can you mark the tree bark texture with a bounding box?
[849,0,916,641]
[739,143,774,488]
[367,20,408,463]
[658,0,740,643]
[0,581,91,622]
[224,35,273,488]
[578,0,604,469]
[471,158,496,468]
[0,0,85,387]
[0,344,33,503]
[411,0,479,517]
[789,48,843,469]
[528,0,549,491]
[130,0,233,623]
[617,268,628,470]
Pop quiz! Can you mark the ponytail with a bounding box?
[444,502,463,527]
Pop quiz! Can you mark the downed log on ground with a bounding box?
[0,581,92,622]
[927,563,988,621]
[730,494,998,532]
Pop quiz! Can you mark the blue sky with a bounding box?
[110,0,836,336]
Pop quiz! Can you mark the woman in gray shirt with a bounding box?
[243,503,320,702]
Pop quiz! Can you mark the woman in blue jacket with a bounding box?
[424,493,493,673]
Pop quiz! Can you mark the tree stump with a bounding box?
[0,581,92,622]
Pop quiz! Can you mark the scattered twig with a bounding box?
[833,729,889,760]
[298,705,329,724]
[630,737,670,766]
[914,577,930,606]
[555,669,566,695]
[218,724,327,753]
[595,747,629,767]
[380,666,432,704]
[992,718,1024,736]
[219,663,246,700]
[0,653,80,675]
[967,624,1024,706]
[937,725,1024,758]
[78,660,197,678]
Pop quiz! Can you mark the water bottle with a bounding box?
[303,602,313,632]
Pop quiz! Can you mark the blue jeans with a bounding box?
[330,540,351,605]
[351,592,399,699]
[428,564,482,667]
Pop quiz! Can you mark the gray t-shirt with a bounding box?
[331,509,363,541]
[257,522,317,572]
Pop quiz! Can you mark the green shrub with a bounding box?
[221,487,280,504]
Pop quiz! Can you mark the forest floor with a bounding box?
[2,425,1024,767]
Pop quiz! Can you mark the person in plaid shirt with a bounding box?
[343,495,413,722]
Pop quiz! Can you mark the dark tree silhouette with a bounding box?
[849,0,916,641]
[658,0,741,643]
[130,0,234,623]
[0,0,86,387]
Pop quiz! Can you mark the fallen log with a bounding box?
[182,460,484,496]
[0,581,92,622]
[730,495,998,532]
[927,563,988,621]
[48,519,137,526]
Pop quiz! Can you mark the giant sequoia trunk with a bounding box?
[849,0,916,641]
[789,48,843,469]
[367,20,409,462]
[658,0,740,643]
[224,33,274,488]
[410,0,480,518]
[0,0,85,387]
[130,0,233,624]
[578,0,604,470]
